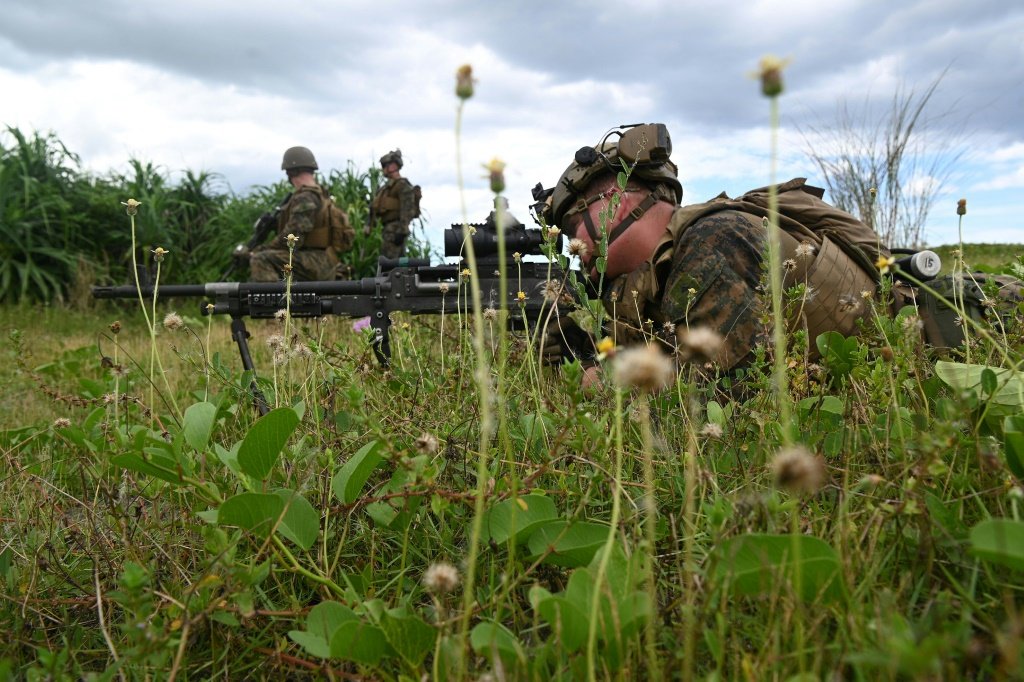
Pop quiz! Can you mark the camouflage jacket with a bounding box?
[371,177,417,226]
[603,195,879,370]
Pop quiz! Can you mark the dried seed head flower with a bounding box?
[152,247,169,262]
[795,242,815,259]
[613,344,675,392]
[541,280,563,302]
[282,263,293,275]
[771,445,825,496]
[53,417,71,429]
[162,312,184,331]
[679,326,724,363]
[423,561,461,594]
[838,293,860,314]
[121,198,142,216]
[274,308,289,322]
[483,307,498,321]
[700,422,724,438]
[783,258,797,271]
[754,54,791,97]
[860,289,873,300]
[662,321,676,335]
[455,64,475,100]
[438,282,450,294]
[546,226,561,241]
[293,343,314,360]
[286,233,299,247]
[110,321,122,334]
[869,187,877,199]
[901,315,924,333]
[415,432,439,454]
[957,198,967,216]
[568,238,589,259]
[482,157,506,194]
[512,251,521,263]
[266,334,286,351]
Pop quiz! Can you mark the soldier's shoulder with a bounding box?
[291,185,323,207]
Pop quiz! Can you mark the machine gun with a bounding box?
[93,203,568,414]
[220,192,293,280]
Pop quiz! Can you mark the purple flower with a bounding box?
[352,316,371,332]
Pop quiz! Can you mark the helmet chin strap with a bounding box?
[580,192,660,248]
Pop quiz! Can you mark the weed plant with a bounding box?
[0,66,1023,681]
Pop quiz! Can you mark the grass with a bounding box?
[929,243,1024,274]
[1,268,1022,679]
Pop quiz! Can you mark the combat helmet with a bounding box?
[549,123,682,230]
[281,146,319,172]
[380,149,404,169]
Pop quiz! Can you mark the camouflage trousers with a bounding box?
[250,249,337,282]
[380,221,411,259]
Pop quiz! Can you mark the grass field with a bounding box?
[1,241,1023,680]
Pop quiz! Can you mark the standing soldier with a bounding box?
[250,146,353,281]
[367,149,419,259]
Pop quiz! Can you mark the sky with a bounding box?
[2,0,1022,251]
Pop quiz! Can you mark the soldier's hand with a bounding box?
[539,316,595,366]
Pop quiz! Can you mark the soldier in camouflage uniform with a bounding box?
[368,149,418,259]
[542,124,888,372]
[250,146,348,281]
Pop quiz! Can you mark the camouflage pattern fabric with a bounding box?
[602,206,878,370]
[250,248,337,282]
[250,185,336,281]
[372,177,417,258]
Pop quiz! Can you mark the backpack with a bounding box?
[322,193,354,252]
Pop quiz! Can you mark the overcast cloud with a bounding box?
[2,0,1022,248]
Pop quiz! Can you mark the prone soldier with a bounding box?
[539,123,1021,380]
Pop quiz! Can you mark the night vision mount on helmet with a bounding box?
[535,123,683,230]
[380,149,404,169]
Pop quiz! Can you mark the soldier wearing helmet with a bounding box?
[250,146,353,281]
[541,123,891,377]
[368,149,419,259]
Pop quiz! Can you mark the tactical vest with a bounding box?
[604,178,883,365]
[371,178,413,223]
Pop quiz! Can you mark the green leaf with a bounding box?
[970,518,1024,571]
[182,401,217,451]
[331,441,384,504]
[289,601,359,659]
[527,520,611,568]
[237,407,300,480]
[379,611,436,667]
[217,492,285,537]
[483,494,558,545]
[471,621,524,665]
[710,534,845,603]
[934,361,1024,416]
[1002,415,1024,479]
[706,400,726,428]
[288,630,332,660]
[111,453,185,485]
[528,587,589,652]
[273,489,320,551]
[329,621,392,665]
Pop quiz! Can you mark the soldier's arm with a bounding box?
[268,192,320,249]
[661,211,766,370]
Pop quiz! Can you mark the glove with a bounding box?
[539,316,597,366]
